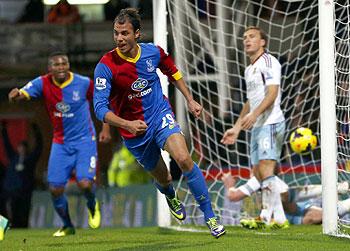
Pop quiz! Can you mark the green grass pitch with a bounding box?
[1,225,349,251]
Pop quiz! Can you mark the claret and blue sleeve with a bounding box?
[93,62,113,122]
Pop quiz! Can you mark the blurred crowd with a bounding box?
[0,122,42,228]
[0,0,155,229]
[6,0,152,24]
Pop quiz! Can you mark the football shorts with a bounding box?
[47,138,97,186]
[124,109,181,171]
[250,121,285,165]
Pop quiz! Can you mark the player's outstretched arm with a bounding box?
[104,111,147,136]
[8,88,27,102]
[221,173,249,202]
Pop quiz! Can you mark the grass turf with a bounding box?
[1,225,349,251]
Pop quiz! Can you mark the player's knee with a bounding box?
[258,162,275,179]
[303,210,321,225]
[175,155,193,172]
[302,216,315,225]
[49,186,65,198]
[77,179,92,190]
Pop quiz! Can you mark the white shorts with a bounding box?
[250,121,285,166]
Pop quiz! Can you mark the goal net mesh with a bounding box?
[335,0,350,234]
[166,0,350,232]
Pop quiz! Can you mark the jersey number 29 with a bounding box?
[161,113,175,129]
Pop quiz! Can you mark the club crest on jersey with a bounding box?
[56,102,71,113]
[131,78,148,91]
[72,91,80,101]
[146,59,155,72]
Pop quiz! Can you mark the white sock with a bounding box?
[260,177,276,224]
[295,185,322,201]
[337,181,349,195]
[338,198,350,217]
[273,193,287,224]
[275,176,289,193]
[294,182,348,202]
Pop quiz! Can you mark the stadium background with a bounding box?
[0,0,157,186]
[0,0,341,230]
[0,0,161,228]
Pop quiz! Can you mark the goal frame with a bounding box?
[153,0,339,234]
[318,0,338,235]
[153,0,172,227]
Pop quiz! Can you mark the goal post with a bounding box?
[318,0,338,235]
[153,0,171,227]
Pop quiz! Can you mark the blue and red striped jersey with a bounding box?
[20,72,96,144]
[93,43,182,139]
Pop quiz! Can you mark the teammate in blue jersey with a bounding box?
[8,52,111,237]
[93,8,225,238]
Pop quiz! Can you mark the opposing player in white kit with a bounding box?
[221,173,350,226]
[221,26,288,228]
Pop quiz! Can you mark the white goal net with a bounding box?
[165,0,350,235]
[335,0,350,235]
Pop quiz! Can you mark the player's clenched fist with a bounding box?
[8,88,21,102]
[126,120,148,136]
[188,100,203,119]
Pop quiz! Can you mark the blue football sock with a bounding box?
[52,194,73,228]
[154,182,176,199]
[84,188,96,215]
[183,163,215,221]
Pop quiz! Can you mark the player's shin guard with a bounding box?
[273,198,287,224]
[183,163,215,221]
[260,176,275,224]
[272,177,287,224]
[52,194,73,227]
[261,176,287,225]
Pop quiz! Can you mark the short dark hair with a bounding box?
[244,26,268,48]
[48,51,68,65]
[114,8,141,32]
